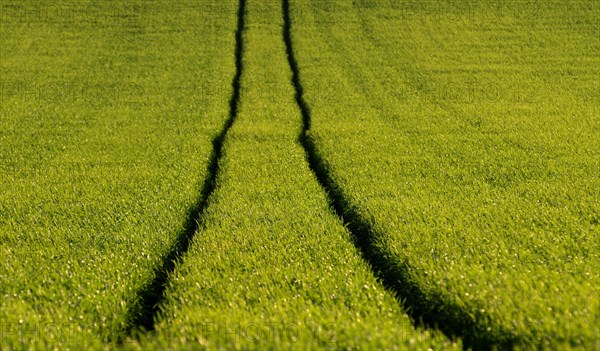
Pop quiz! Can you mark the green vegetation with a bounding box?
[1,1,237,348]
[290,0,600,347]
[2,0,598,349]
[129,1,457,349]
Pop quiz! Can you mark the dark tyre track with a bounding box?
[123,0,247,336]
[282,0,515,349]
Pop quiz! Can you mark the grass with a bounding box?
[1,0,598,349]
[0,1,237,348]
[290,0,599,348]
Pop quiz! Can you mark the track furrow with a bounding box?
[127,1,457,349]
[282,0,510,348]
[124,0,247,336]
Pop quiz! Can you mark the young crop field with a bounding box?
[0,0,238,348]
[292,0,599,348]
[1,0,598,350]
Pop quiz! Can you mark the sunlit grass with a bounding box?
[292,0,599,347]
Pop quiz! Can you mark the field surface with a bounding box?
[1,0,598,350]
[291,0,599,348]
[1,0,237,348]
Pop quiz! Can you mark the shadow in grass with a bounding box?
[282,0,518,349]
[120,0,247,338]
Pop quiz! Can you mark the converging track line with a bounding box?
[123,0,246,337]
[281,0,515,349]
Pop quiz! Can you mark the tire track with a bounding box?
[282,0,515,349]
[122,0,246,336]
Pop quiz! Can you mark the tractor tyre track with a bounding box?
[122,0,246,337]
[282,0,517,349]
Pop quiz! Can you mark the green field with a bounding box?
[1,0,598,350]
[291,0,599,348]
[0,0,237,348]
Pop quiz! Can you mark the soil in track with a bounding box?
[128,0,458,349]
[281,0,485,347]
[122,0,247,336]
